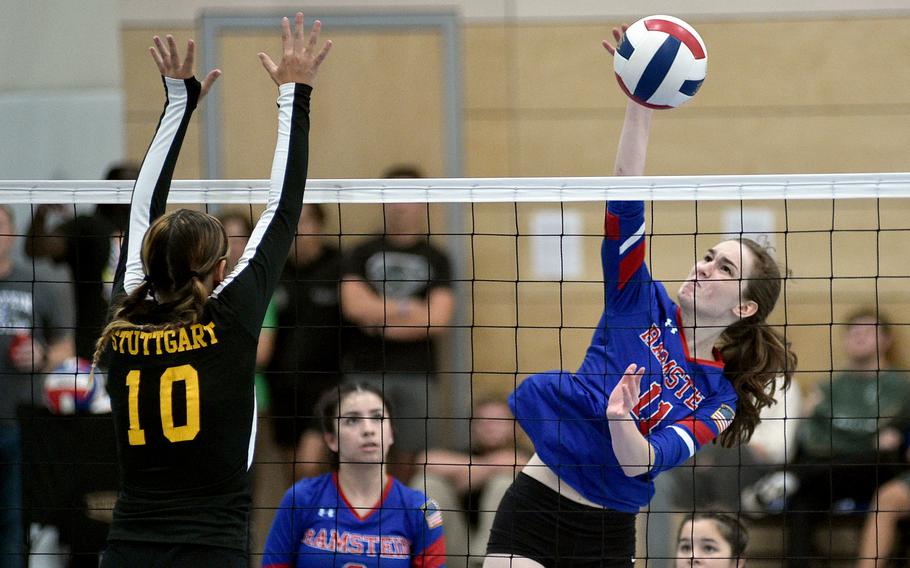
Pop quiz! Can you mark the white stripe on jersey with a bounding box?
[212,82,296,298]
[247,389,258,470]
[669,424,696,459]
[124,78,190,295]
[618,222,646,255]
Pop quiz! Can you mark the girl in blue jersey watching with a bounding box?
[483,25,796,568]
[675,513,748,568]
[262,383,446,568]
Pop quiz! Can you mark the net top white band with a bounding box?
[2,172,909,204]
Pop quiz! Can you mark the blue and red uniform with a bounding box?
[262,473,446,568]
[511,200,738,513]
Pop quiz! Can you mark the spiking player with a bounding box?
[483,25,798,568]
[262,383,446,568]
[93,14,331,567]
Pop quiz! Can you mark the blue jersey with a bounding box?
[262,473,446,568]
[511,200,737,513]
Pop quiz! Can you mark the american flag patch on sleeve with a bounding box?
[711,404,735,433]
[421,499,444,529]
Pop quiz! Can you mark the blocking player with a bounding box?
[94,13,331,566]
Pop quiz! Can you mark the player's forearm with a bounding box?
[613,100,652,177]
[124,77,200,293]
[608,415,654,477]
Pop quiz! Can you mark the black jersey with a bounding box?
[104,77,313,550]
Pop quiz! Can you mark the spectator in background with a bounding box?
[262,383,446,567]
[0,204,76,566]
[341,165,455,481]
[26,163,137,362]
[414,397,531,566]
[675,512,749,568]
[645,375,801,568]
[784,308,910,567]
[266,203,343,479]
[219,211,277,414]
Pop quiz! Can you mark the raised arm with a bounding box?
[599,26,655,314]
[113,36,220,299]
[212,13,332,334]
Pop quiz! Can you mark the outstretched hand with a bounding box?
[259,12,333,87]
[606,363,644,419]
[149,35,222,100]
[601,24,629,57]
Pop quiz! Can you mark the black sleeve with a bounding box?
[211,83,312,335]
[109,76,201,309]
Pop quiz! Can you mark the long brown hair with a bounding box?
[718,238,797,447]
[91,209,228,369]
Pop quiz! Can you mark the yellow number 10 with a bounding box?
[126,364,201,445]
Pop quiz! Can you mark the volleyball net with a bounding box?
[3,173,909,566]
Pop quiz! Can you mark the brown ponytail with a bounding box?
[91,209,228,370]
[718,238,798,447]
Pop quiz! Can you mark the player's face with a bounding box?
[677,240,758,323]
[327,391,393,465]
[675,519,740,568]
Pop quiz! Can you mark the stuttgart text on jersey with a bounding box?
[110,323,219,356]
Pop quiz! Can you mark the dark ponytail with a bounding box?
[91,209,228,370]
[718,238,797,447]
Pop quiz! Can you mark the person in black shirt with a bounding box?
[94,15,331,566]
[340,182,455,481]
[267,203,343,479]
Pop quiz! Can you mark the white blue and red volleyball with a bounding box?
[613,15,707,109]
[43,357,101,414]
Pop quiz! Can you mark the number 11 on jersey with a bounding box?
[126,364,202,445]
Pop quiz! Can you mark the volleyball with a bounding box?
[43,357,103,415]
[612,15,707,109]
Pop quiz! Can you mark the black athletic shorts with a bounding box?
[486,472,636,568]
[100,540,247,568]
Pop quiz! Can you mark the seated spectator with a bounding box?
[413,397,531,566]
[784,308,910,568]
[675,512,749,567]
[341,165,455,481]
[0,204,75,563]
[26,163,136,362]
[645,375,801,568]
[262,383,446,567]
[264,203,342,480]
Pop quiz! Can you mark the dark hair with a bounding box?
[718,238,798,447]
[317,383,394,436]
[844,306,899,367]
[218,211,254,236]
[383,165,424,179]
[91,209,228,369]
[677,512,749,559]
[304,203,326,225]
[104,162,140,181]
